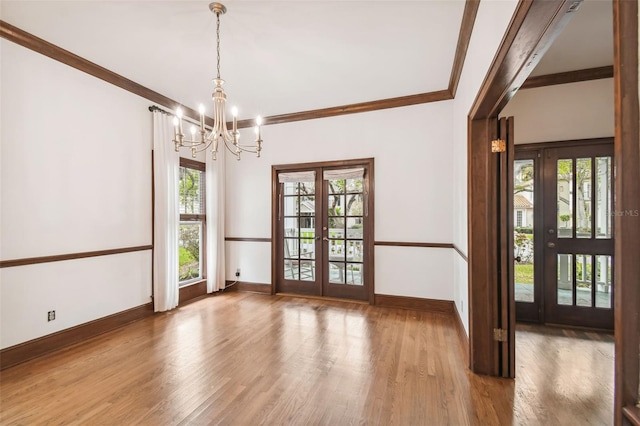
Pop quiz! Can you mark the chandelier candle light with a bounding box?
[172,2,263,160]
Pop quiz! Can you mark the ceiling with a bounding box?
[1,1,613,120]
[530,0,613,76]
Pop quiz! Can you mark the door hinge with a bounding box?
[493,328,508,342]
[491,139,506,153]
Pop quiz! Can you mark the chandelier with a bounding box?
[172,2,263,160]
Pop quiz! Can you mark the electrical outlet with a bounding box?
[235,268,240,277]
[48,310,55,322]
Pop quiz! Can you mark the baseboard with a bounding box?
[0,303,154,371]
[452,301,470,367]
[374,294,454,314]
[225,280,272,294]
[179,280,207,305]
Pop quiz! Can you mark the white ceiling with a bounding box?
[1,1,614,120]
[530,0,613,76]
[1,0,466,119]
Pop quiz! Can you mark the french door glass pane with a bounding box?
[595,157,612,239]
[576,158,592,239]
[595,255,612,308]
[557,254,573,305]
[346,263,363,285]
[329,262,345,284]
[326,175,365,288]
[576,254,593,307]
[514,159,534,303]
[557,159,573,238]
[282,179,316,283]
[283,196,299,216]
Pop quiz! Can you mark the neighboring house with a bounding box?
[513,194,533,229]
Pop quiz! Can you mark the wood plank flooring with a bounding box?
[0,292,613,425]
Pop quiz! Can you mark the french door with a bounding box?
[513,141,614,330]
[543,144,614,329]
[273,159,374,302]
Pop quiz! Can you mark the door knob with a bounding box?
[547,242,556,248]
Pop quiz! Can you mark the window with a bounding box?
[178,158,206,286]
[516,210,523,227]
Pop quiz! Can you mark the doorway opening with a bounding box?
[512,139,614,329]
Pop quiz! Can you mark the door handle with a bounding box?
[315,236,320,241]
[547,242,556,248]
[323,237,329,241]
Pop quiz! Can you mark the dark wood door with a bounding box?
[542,143,614,329]
[513,150,543,323]
[274,160,373,302]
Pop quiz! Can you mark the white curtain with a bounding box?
[206,143,226,292]
[152,112,180,311]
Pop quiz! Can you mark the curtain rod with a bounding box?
[148,104,206,128]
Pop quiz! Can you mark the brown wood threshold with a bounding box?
[235,90,453,129]
[374,294,454,315]
[0,245,153,268]
[521,65,613,90]
[449,0,480,97]
[225,237,272,243]
[623,406,640,426]
[0,303,153,370]
[0,20,211,125]
[374,241,454,249]
[277,293,369,305]
[453,244,468,262]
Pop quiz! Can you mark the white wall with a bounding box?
[225,102,456,301]
[0,40,153,348]
[500,79,614,144]
[451,0,520,335]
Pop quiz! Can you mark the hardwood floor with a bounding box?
[0,293,613,425]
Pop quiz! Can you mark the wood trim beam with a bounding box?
[236,90,453,129]
[613,0,640,423]
[449,0,481,97]
[521,66,614,90]
[374,294,454,315]
[0,20,211,125]
[0,245,153,268]
[0,303,153,370]
[453,244,469,262]
[374,241,453,249]
[224,237,272,243]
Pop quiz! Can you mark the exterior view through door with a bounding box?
[273,159,374,302]
[514,140,614,329]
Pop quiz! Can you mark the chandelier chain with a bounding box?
[216,12,221,79]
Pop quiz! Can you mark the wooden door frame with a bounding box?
[271,157,375,304]
[468,0,639,423]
